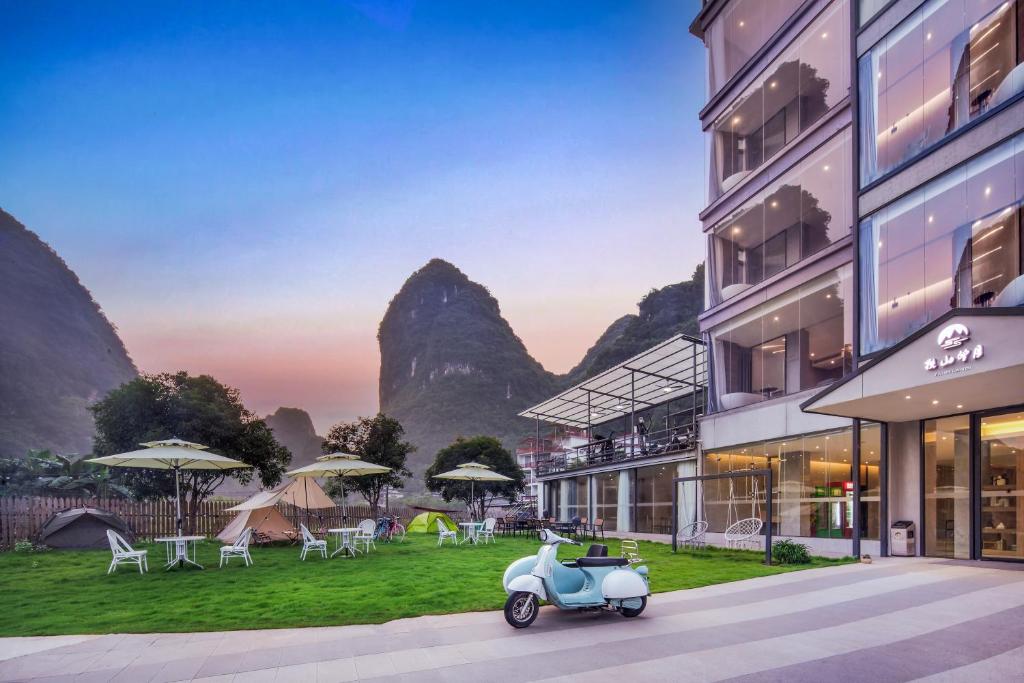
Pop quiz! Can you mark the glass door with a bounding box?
[923,415,971,558]
[980,411,1024,560]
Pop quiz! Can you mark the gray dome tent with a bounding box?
[39,507,132,549]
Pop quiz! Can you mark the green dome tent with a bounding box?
[407,511,456,534]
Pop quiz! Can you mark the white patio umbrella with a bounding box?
[431,462,512,519]
[87,438,251,535]
[285,453,390,524]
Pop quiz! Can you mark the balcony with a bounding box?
[535,423,700,477]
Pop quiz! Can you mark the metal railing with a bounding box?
[535,423,699,476]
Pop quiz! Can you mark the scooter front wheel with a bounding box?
[620,595,647,618]
[504,591,539,628]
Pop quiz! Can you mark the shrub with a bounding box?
[772,539,811,564]
[13,540,34,553]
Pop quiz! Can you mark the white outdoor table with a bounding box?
[328,527,361,557]
[154,535,205,570]
[459,522,483,545]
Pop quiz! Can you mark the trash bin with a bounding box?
[890,521,916,556]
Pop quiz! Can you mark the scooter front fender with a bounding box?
[503,555,537,593]
[602,568,650,599]
[507,574,547,601]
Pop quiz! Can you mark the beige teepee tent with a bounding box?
[217,478,334,542]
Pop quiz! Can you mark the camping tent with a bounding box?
[216,478,335,543]
[39,508,132,549]
[407,511,456,534]
[217,504,294,543]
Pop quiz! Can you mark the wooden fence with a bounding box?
[0,496,448,548]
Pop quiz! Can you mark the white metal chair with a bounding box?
[620,539,643,565]
[479,517,497,544]
[220,527,253,567]
[106,529,148,574]
[677,520,709,550]
[437,518,457,546]
[299,523,327,560]
[725,518,764,550]
[355,519,376,553]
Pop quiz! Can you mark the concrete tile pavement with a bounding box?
[3,559,1024,682]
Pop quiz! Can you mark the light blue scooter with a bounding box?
[501,528,649,628]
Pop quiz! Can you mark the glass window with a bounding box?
[860,132,1024,355]
[706,0,806,96]
[980,411,1024,559]
[859,0,1024,185]
[859,0,889,26]
[594,471,619,532]
[708,131,852,305]
[924,415,971,558]
[635,464,675,534]
[708,2,850,201]
[566,476,589,521]
[859,422,882,540]
[710,265,853,412]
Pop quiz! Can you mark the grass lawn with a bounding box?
[0,534,851,636]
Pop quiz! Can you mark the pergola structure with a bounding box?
[519,334,707,436]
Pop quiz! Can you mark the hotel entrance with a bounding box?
[922,409,1024,561]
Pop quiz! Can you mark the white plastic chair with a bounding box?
[437,518,457,546]
[299,523,327,560]
[220,527,253,567]
[620,539,643,565]
[725,518,763,550]
[479,518,497,544]
[677,520,709,550]
[355,519,376,553]
[106,529,148,574]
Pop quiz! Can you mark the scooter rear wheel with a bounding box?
[620,595,647,618]
[504,591,539,628]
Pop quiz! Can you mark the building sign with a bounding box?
[925,323,984,375]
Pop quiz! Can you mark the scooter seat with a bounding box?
[575,556,629,568]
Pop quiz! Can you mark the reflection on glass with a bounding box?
[859,132,1024,354]
[924,415,971,559]
[711,266,852,412]
[859,422,882,541]
[709,2,849,200]
[706,0,805,96]
[980,411,1024,559]
[566,476,589,521]
[709,131,851,305]
[635,464,675,533]
[859,0,1024,185]
[594,471,618,531]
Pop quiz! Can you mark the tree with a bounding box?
[90,372,291,531]
[321,414,413,516]
[0,450,131,498]
[424,436,525,518]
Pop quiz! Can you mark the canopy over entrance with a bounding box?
[519,334,707,428]
[802,310,1024,422]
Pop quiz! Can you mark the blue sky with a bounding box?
[0,0,706,431]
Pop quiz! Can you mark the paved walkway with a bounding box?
[3,557,1024,682]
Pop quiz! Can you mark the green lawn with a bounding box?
[0,534,851,636]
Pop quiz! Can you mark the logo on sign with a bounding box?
[936,323,971,350]
[925,323,983,373]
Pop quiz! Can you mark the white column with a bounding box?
[677,460,696,530]
[588,475,596,521]
[537,481,546,518]
[559,479,570,522]
[617,470,631,532]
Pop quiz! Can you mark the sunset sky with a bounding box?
[0,0,706,433]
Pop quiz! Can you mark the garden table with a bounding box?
[459,521,484,545]
[154,535,205,570]
[328,527,361,557]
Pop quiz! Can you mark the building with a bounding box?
[515,429,589,502]
[521,335,707,534]
[691,0,1024,559]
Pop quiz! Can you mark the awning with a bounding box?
[802,309,1024,423]
[519,334,707,428]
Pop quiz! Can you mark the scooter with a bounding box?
[501,529,649,628]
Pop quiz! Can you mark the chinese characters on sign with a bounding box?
[924,344,983,372]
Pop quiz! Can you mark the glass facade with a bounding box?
[859,0,888,26]
[923,415,971,558]
[704,425,878,539]
[708,1,850,200]
[566,476,589,521]
[859,422,883,541]
[981,410,1024,559]
[709,265,853,412]
[708,130,853,305]
[635,464,675,534]
[706,0,806,97]
[859,132,1024,354]
[859,0,1024,185]
[593,471,619,532]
